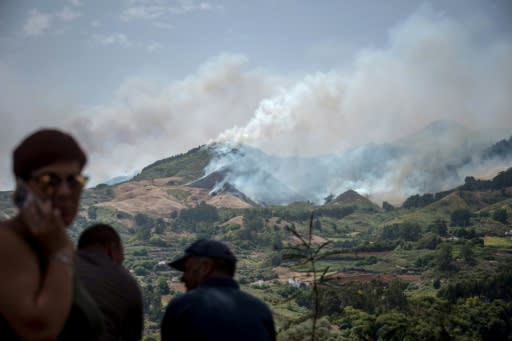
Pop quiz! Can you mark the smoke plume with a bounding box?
[1,8,511,206]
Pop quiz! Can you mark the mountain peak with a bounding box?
[327,189,379,209]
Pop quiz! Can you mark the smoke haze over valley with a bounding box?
[203,120,512,205]
[1,1,511,205]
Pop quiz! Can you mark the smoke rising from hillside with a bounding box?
[0,7,511,205]
[215,9,512,154]
[0,54,281,188]
[208,8,512,204]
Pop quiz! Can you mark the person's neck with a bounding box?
[208,273,233,280]
[80,245,121,265]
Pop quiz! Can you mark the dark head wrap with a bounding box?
[13,129,87,180]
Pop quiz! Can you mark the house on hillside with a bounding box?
[250,280,266,288]
[287,277,307,288]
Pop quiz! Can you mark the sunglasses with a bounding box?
[29,172,89,195]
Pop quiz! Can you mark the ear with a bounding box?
[199,258,215,278]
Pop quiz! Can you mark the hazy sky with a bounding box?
[1,0,511,190]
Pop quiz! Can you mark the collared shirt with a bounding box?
[161,277,276,341]
[76,249,144,341]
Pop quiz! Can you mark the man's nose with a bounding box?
[54,179,73,195]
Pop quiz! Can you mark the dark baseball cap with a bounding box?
[168,239,237,271]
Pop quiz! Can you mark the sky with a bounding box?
[0,0,511,197]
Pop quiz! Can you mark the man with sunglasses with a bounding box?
[0,128,104,340]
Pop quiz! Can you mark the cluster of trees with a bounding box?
[462,167,512,191]
[132,213,166,245]
[400,167,512,209]
[438,263,512,302]
[106,164,512,340]
[380,223,422,241]
[482,136,512,161]
[401,192,450,209]
[143,277,169,321]
[134,145,210,181]
[276,265,512,340]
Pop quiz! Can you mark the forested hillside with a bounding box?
[1,156,511,340]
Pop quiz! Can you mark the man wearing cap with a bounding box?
[161,239,276,341]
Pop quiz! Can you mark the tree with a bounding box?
[135,224,151,241]
[461,242,475,264]
[135,213,153,227]
[314,218,322,231]
[428,219,448,236]
[436,244,453,271]
[384,280,408,311]
[399,222,421,241]
[417,233,441,250]
[492,208,508,224]
[375,311,409,341]
[451,297,512,340]
[381,225,400,240]
[243,209,264,231]
[87,206,97,219]
[339,306,377,341]
[272,233,283,251]
[283,213,331,341]
[270,252,282,266]
[382,201,395,211]
[154,218,166,234]
[324,194,334,205]
[156,277,170,295]
[143,282,164,322]
[451,208,471,227]
[179,202,219,223]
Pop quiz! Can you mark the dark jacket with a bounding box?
[161,277,276,341]
[76,249,144,341]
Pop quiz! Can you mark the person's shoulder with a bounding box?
[0,219,14,236]
[0,220,24,253]
[165,291,193,312]
[116,265,137,282]
[105,261,143,299]
[116,265,142,289]
[0,220,10,239]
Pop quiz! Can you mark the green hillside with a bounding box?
[133,145,213,183]
[1,156,512,340]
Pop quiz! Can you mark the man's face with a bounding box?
[27,160,85,226]
[181,256,212,291]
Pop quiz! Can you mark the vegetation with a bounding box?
[1,149,511,340]
[133,145,212,183]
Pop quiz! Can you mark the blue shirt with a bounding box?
[161,277,276,341]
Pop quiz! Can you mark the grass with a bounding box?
[167,188,189,201]
[484,236,512,248]
[134,146,211,182]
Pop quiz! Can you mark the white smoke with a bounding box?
[215,9,512,154]
[0,54,282,188]
[207,8,512,205]
[1,7,511,206]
